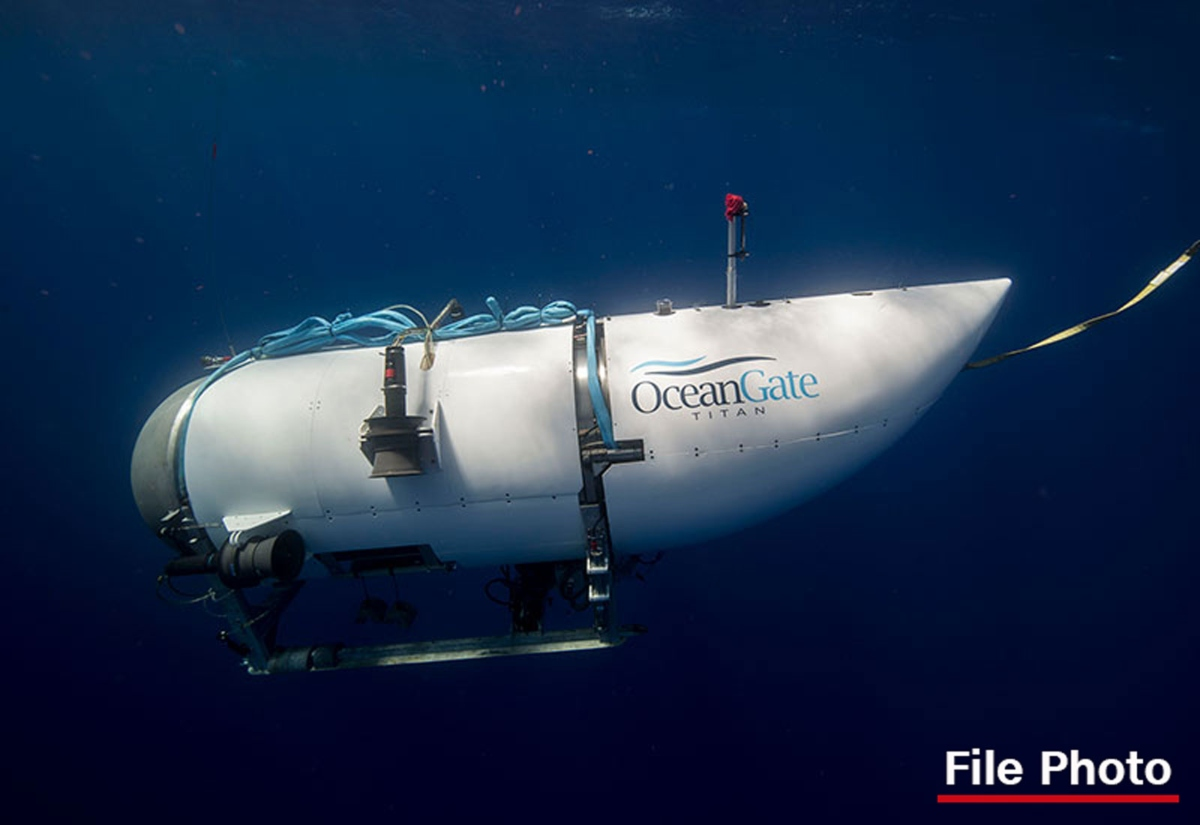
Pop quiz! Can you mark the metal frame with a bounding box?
[152,315,648,675]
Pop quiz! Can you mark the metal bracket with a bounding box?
[222,509,291,534]
[586,527,611,604]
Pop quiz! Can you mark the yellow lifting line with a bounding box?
[965,239,1200,370]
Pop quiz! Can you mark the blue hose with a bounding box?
[175,297,617,494]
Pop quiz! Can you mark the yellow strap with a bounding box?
[965,239,1200,370]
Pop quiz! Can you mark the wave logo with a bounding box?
[628,356,820,415]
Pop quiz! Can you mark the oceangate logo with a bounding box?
[629,355,820,417]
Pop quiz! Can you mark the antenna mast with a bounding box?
[724,193,749,307]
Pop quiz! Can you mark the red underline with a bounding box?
[938,794,1179,804]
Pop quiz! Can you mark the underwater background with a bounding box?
[2,1,1196,821]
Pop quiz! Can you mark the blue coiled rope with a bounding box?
[200,298,580,387]
[176,297,615,495]
[222,297,579,363]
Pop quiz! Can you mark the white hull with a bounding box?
[134,278,1010,569]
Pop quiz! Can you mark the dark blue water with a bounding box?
[3,2,1196,821]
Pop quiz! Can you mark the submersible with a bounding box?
[131,195,1012,673]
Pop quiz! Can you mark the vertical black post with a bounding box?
[383,344,407,417]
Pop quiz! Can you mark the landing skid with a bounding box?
[261,625,644,674]
[202,532,645,675]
